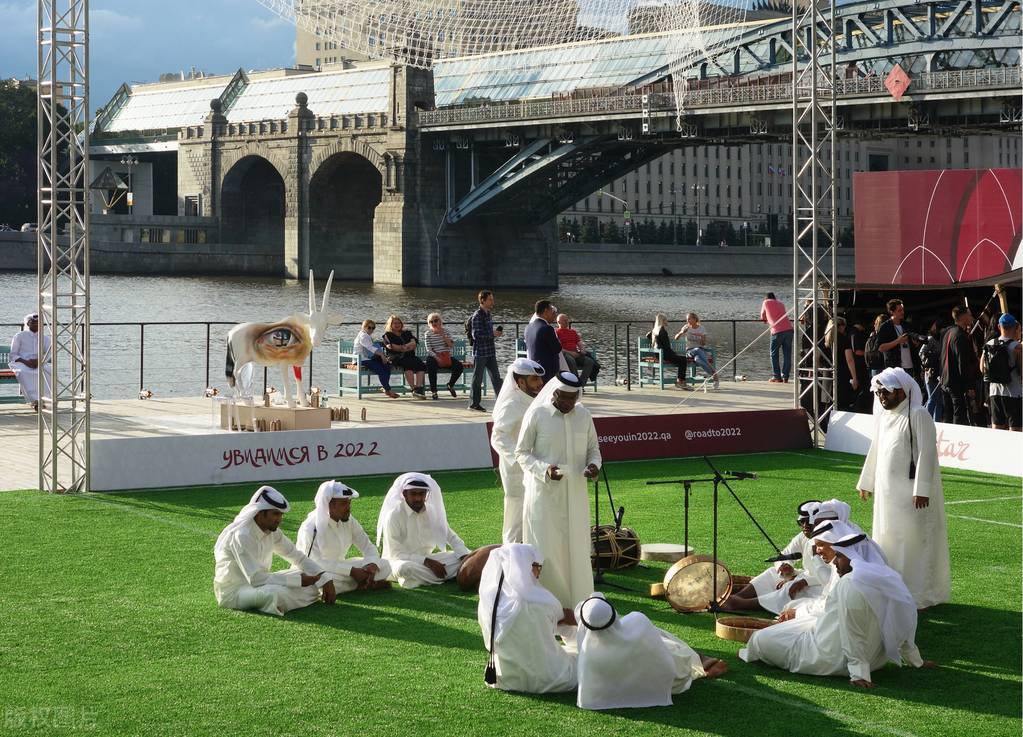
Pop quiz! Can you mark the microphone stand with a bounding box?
[592,475,635,592]
[646,456,780,613]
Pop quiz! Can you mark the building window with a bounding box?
[597,200,602,212]
[658,181,663,195]
[315,58,321,66]
[658,161,663,175]
[584,199,589,211]
[645,181,651,194]
[634,180,639,194]
[315,42,321,50]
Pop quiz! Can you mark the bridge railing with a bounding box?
[417,65,1021,127]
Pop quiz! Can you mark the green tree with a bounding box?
[604,220,622,244]
[0,81,37,226]
[581,218,600,243]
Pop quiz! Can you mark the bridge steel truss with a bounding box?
[37,0,91,493]
[790,0,839,445]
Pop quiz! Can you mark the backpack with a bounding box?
[464,314,475,347]
[864,329,884,371]
[983,339,1014,385]
[919,336,940,371]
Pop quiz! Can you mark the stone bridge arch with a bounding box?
[219,152,289,255]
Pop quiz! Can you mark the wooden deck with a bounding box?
[0,380,794,491]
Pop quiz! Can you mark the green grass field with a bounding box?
[2,449,1020,737]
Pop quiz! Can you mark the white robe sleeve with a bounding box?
[899,640,924,668]
[273,532,324,581]
[446,525,470,558]
[490,411,520,466]
[9,331,32,366]
[384,513,426,565]
[515,412,550,480]
[857,434,878,492]
[352,519,383,564]
[837,584,876,682]
[584,416,602,469]
[228,535,301,588]
[910,409,938,499]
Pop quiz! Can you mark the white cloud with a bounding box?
[91,8,144,32]
[251,15,290,31]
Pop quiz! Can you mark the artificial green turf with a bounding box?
[2,449,1020,737]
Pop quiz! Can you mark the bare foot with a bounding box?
[701,657,728,679]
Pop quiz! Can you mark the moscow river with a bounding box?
[0,272,791,399]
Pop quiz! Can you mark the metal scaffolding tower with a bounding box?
[791,0,838,446]
[37,0,91,492]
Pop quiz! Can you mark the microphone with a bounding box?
[765,552,802,563]
[725,470,758,480]
[615,506,625,531]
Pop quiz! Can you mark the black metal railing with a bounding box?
[1,317,774,400]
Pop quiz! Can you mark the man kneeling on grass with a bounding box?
[739,524,936,688]
[376,472,471,588]
[289,480,392,607]
[214,486,333,616]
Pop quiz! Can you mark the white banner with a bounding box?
[91,422,495,491]
[825,410,1022,478]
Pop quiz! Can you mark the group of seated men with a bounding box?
[214,471,935,706]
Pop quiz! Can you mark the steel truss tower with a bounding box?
[37,0,90,492]
[791,0,838,446]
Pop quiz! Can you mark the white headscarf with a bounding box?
[574,593,677,710]
[809,498,852,526]
[304,480,360,560]
[837,539,918,666]
[478,543,561,647]
[214,485,290,551]
[521,370,585,425]
[22,313,37,331]
[871,367,923,409]
[492,358,544,427]
[375,472,450,551]
[813,520,888,568]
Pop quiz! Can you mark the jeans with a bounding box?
[470,354,502,406]
[686,347,716,377]
[426,356,464,393]
[361,357,392,391]
[942,387,970,426]
[565,353,600,384]
[770,330,793,380]
[925,376,944,423]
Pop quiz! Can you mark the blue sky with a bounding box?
[0,0,295,111]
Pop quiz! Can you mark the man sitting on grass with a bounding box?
[739,524,936,688]
[213,486,331,616]
[722,499,831,613]
[376,472,471,588]
[290,480,392,607]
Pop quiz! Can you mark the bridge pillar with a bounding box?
[285,94,315,279]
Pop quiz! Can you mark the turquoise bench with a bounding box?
[0,346,24,404]
[637,337,717,389]
[338,338,483,399]
[515,337,599,392]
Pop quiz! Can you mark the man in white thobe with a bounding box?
[723,500,832,613]
[740,528,936,688]
[478,544,577,694]
[377,472,470,588]
[516,371,602,609]
[8,313,50,408]
[213,486,330,616]
[490,358,545,543]
[290,480,392,607]
[573,594,727,710]
[858,367,951,609]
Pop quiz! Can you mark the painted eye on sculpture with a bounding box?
[259,327,299,348]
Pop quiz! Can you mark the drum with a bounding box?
[662,554,732,613]
[591,525,641,571]
[456,544,501,592]
[715,616,773,643]
[640,543,693,563]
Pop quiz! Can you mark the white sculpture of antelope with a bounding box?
[224,270,339,430]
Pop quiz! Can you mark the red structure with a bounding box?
[854,168,1022,287]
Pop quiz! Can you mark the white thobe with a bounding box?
[382,503,470,588]
[8,329,50,403]
[290,514,392,606]
[740,574,924,681]
[750,532,832,614]
[489,596,577,693]
[858,400,951,608]
[491,388,534,543]
[213,518,323,616]
[516,402,602,608]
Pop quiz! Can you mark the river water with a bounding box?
[0,272,789,399]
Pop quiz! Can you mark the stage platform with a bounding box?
[0,381,799,492]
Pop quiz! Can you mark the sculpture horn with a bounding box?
[308,270,316,315]
[321,270,334,313]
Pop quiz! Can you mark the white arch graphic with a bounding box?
[891,244,955,284]
[957,238,1012,281]
[987,169,1017,234]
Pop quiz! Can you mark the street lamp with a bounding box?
[120,155,139,215]
[597,189,632,244]
[742,220,749,247]
[669,183,678,246]
[691,183,706,245]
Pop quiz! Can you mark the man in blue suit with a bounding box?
[525,300,563,384]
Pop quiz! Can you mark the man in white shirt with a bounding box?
[213,486,330,616]
[290,480,392,607]
[8,312,50,409]
[490,358,545,543]
[376,472,471,588]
